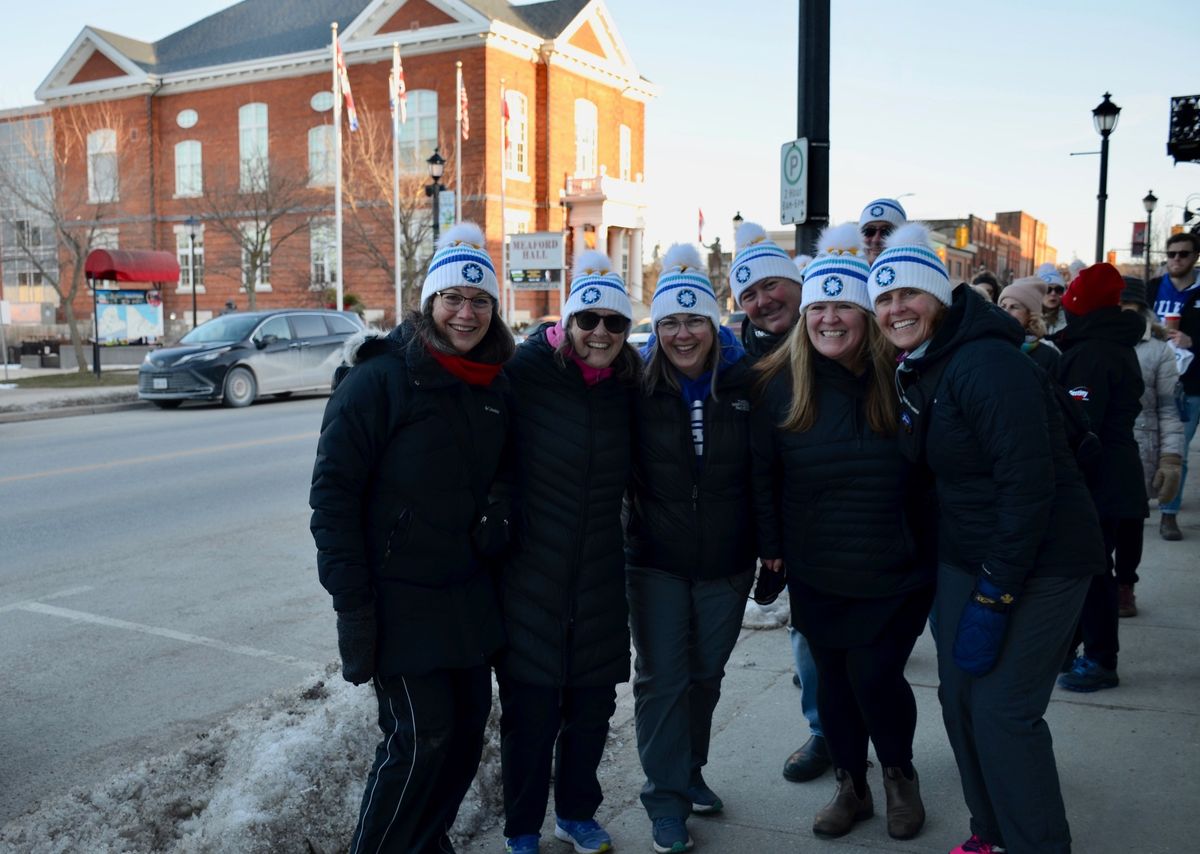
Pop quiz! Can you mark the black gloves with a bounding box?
[952,576,1017,678]
[336,604,377,685]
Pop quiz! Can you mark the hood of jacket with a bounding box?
[1056,305,1145,351]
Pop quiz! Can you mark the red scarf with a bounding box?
[426,345,502,386]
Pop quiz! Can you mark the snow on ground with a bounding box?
[742,587,790,629]
[0,663,504,853]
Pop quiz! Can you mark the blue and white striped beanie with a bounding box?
[562,250,632,328]
[859,198,908,230]
[420,222,499,309]
[867,223,952,307]
[729,221,802,308]
[652,243,722,329]
[800,223,872,313]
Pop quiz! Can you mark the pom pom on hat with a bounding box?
[793,254,813,274]
[728,221,802,307]
[421,221,499,309]
[998,276,1047,317]
[562,249,632,328]
[1062,262,1123,317]
[652,242,722,329]
[1067,259,1087,279]
[859,198,908,229]
[867,222,952,307]
[801,223,872,313]
[1036,261,1065,288]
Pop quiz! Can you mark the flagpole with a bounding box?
[391,42,402,325]
[500,78,509,322]
[455,60,463,225]
[332,23,344,312]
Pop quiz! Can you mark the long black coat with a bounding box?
[1055,306,1149,520]
[897,287,1105,592]
[753,355,931,599]
[498,327,633,687]
[625,359,757,580]
[309,325,508,678]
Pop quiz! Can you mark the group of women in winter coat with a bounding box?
[309,211,1136,854]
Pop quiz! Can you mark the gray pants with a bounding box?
[936,565,1089,854]
[627,565,754,819]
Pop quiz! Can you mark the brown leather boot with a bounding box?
[882,766,925,839]
[812,769,873,838]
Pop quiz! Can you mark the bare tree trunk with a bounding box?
[62,298,89,374]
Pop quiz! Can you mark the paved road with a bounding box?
[0,395,336,823]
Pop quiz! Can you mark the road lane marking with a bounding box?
[0,585,95,613]
[14,601,320,671]
[0,432,318,484]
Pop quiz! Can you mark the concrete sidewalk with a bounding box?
[0,365,144,423]
[461,465,1200,854]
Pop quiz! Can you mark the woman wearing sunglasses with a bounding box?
[623,244,755,853]
[497,250,640,854]
[753,224,933,842]
[1037,262,1069,336]
[309,223,515,853]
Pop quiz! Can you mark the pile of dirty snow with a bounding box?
[0,664,504,853]
[742,586,790,629]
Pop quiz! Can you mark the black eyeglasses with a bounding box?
[1166,250,1196,259]
[1047,286,1065,294]
[436,291,495,312]
[862,225,893,238]
[574,311,630,334]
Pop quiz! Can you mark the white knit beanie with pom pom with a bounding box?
[420,222,499,309]
[652,243,722,329]
[800,223,873,313]
[562,249,632,328]
[867,222,952,307]
[728,221,802,308]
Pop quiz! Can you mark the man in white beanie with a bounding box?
[859,198,908,265]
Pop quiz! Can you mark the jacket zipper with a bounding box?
[563,382,592,682]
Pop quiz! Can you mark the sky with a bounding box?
[1,0,1196,267]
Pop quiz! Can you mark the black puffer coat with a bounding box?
[498,327,633,687]
[625,359,756,580]
[309,324,508,678]
[1055,306,1149,519]
[753,355,932,598]
[897,287,1105,591]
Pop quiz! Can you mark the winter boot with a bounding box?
[812,769,873,838]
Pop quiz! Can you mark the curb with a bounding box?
[0,399,150,424]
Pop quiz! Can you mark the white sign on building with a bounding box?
[780,138,808,225]
[507,232,566,290]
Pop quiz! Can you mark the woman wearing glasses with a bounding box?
[309,223,515,853]
[497,250,640,854]
[870,225,1104,854]
[623,244,756,853]
[753,225,933,842]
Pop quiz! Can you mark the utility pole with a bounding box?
[795,0,830,258]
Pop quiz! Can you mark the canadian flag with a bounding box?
[389,45,407,124]
[459,78,470,141]
[334,38,359,132]
[698,208,705,243]
[501,88,511,152]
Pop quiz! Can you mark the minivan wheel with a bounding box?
[152,400,183,410]
[222,367,257,408]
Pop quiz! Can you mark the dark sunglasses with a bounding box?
[1047,285,1065,294]
[862,225,893,238]
[574,311,630,333]
[1166,250,1195,259]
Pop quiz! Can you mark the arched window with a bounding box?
[574,99,597,178]
[504,90,528,178]
[238,103,269,191]
[175,140,202,197]
[398,90,438,171]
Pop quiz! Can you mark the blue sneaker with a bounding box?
[505,834,540,854]
[651,817,693,853]
[554,817,612,853]
[687,779,723,815]
[1057,656,1119,692]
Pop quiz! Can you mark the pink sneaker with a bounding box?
[949,835,1007,853]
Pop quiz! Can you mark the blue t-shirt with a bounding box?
[1152,273,1200,320]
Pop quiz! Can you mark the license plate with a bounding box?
[153,377,168,390]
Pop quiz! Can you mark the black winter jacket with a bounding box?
[309,324,509,677]
[625,359,757,580]
[753,355,932,598]
[498,327,633,687]
[1055,307,1149,519]
[896,287,1105,592]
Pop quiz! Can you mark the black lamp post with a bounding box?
[1143,190,1158,284]
[425,147,446,245]
[1092,92,1121,263]
[185,215,199,329]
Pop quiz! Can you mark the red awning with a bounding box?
[84,249,180,284]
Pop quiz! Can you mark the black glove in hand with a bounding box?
[336,604,377,685]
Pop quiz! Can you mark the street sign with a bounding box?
[780,138,808,225]
[508,232,565,291]
[0,299,10,325]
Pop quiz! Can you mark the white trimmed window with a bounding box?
[174,224,205,292]
[175,140,202,197]
[87,128,118,202]
[308,126,334,186]
[90,227,119,250]
[619,124,631,181]
[503,208,531,236]
[398,90,438,172]
[574,99,597,178]
[504,90,528,178]
[238,103,269,192]
[310,218,337,290]
[240,223,271,291]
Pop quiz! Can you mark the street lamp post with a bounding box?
[425,147,446,246]
[185,216,198,329]
[1143,190,1158,284]
[1092,92,1121,263]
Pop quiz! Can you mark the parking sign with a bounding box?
[780,139,808,225]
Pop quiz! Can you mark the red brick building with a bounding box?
[28,0,654,331]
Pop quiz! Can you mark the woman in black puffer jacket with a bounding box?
[1053,262,1148,693]
[869,224,1105,854]
[623,245,757,852]
[754,225,934,843]
[496,250,639,854]
[309,223,514,854]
